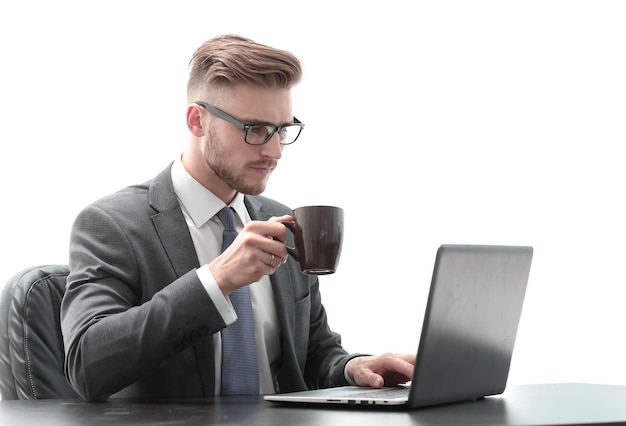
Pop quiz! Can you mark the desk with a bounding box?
[0,383,625,426]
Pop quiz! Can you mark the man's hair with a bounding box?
[187,34,302,103]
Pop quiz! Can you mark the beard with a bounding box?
[203,126,274,195]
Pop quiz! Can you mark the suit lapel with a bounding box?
[149,164,200,277]
[148,164,214,394]
[246,197,305,392]
[245,196,296,333]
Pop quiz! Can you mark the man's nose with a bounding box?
[259,132,283,159]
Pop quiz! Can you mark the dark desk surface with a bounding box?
[1,383,626,426]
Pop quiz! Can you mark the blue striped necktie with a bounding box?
[216,207,259,395]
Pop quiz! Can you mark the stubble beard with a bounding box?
[203,128,270,196]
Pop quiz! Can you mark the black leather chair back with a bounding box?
[0,265,79,399]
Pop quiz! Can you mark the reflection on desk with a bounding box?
[1,383,626,426]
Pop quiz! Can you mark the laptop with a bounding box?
[265,244,533,408]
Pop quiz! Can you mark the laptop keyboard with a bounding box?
[345,387,410,400]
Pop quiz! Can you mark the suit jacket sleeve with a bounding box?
[61,185,224,401]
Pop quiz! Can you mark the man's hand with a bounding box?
[347,353,415,388]
[210,215,292,296]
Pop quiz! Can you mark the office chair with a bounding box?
[0,265,79,399]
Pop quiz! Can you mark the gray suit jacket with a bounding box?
[61,164,355,401]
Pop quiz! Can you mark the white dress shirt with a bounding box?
[171,157,281,395]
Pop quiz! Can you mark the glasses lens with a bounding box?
[277,125,303,145]
[245,125,270,145]
[245,124,303,145]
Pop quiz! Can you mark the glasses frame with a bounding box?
[194,101,304,146]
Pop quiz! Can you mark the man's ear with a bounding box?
[186,104,205,137]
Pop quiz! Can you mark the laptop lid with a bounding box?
[408,244,533,408]
[264,244,533,409]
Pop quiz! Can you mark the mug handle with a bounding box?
[281,221,300,260]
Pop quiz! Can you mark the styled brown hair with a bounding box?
[187,34,302,103]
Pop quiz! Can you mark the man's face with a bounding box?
[201,86,293,196]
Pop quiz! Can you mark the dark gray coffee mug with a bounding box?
[283,205,344,275]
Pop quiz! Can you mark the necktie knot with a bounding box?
[216,207,236,232]
[216,207,238,252]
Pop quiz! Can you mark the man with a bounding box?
[61,34,414,401]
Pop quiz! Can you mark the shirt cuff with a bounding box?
[196,265,237,325]
[344,357,358,386]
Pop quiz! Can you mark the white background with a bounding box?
[1,0,625,389]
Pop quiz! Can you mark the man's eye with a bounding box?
[248,126,268,137]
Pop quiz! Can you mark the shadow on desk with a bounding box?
[1,383,626,426]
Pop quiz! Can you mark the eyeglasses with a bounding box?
[195,101,305,145]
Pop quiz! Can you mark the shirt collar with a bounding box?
[171,156,246,228]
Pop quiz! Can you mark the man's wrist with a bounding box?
[196,265,237,324]
[344,357,360,386]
